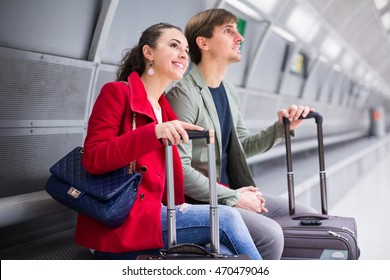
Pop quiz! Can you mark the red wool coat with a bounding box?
[75,72,184,252]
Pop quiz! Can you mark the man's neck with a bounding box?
[197,60,228,88]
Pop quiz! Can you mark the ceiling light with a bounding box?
[355,65,366,78]
[271,26,297,42]
[285,7,317,40]
[373,0,389,10]
[341,53,355,70]
[321,36,342,60]
[381,12,390,29]
[246,0,281,14]
[226,0,262,20]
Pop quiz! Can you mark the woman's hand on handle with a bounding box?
[155,120,204,145]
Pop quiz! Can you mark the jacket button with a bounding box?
[140,166,147,173]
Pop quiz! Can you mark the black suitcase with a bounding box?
[273,112,360,260]
[137,129,250,260]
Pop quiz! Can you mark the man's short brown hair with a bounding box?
[185,9,237,64]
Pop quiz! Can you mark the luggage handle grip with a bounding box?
[187,129,210,142]
[166,129,214,145]
[187,129,215,144]
[283,111,323,126]
[291,213,329,220]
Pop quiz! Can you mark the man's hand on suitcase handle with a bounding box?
[277,105,316,130]
[283,111,323,126]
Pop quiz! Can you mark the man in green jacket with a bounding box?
[167,8,316,260]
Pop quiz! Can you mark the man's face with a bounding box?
[207,22,245,64]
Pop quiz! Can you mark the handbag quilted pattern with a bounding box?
[45,147,142,228]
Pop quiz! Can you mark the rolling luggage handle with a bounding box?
[165,129,220,254]
[283,112,328,216]
[276,112,360,260]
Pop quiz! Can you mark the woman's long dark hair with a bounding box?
[116,22,182,81]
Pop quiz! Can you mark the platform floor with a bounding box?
[330,150,390,260]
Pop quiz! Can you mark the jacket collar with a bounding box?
[188,64,208,90]
[188,64,238,125]
[188,64,223,154]
[126,72,177,122]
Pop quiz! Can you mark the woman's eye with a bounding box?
[171,42,178,48]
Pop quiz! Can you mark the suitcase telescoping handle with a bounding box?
[165,129,220,254]
[283,112,328,216]
[186,130,212,142]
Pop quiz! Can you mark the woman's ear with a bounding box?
[195,37,208,50]
[142,45,154,61]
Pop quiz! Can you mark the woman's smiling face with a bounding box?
[150,28,189,81]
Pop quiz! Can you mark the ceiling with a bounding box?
[230,0,390,96]
[307,0,390,95]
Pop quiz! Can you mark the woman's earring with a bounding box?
[147,63,155,76]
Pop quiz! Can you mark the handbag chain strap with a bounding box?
[128,110,137,174]
[121,81,137,174]
[120,80,137,174]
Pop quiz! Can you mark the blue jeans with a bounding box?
[94,204,261,260]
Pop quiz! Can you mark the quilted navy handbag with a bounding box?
[45,146,142,228]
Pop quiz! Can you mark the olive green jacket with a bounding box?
[166,65,286,206]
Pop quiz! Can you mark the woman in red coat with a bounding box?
[75,23,261,260]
